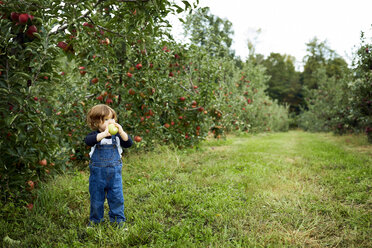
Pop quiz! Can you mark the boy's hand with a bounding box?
[96,126,111,142]
[113,123,124,134]
[114,123,129,141]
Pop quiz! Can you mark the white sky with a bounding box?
[168,0,372,70]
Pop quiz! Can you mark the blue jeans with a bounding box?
[89,136,126,224]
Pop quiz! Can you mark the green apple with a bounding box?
[108,124,118,135]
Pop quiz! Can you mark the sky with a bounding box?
[168,0,372,70]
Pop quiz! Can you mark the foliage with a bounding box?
[262,53,302,113]
[0,0,199,206]
[299,32,372,143]
[298,68,350,132]
[184,7,235,58]
[0,0,289,207]
[302,37,349,90]
[182,8,289,137]
[350,32,372,142]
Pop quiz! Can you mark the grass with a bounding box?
[1,130,371,247]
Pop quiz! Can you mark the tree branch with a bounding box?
[86,16,126,38]
[179,84,195,95]
[117,0,150,2]
[48,0,106,36]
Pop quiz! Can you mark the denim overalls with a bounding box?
[89,135,126,224]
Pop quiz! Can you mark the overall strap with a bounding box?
[111,134,117,146]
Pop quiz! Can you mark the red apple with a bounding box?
[57,41,68,51]
[26,25,37,37]
[27,180,35,191]
[136,63,142,70]
[27,203,34,210]
[83,22,94,28]
[134,136,142,142]
[164,123,170,128]
[179,96,186,101]
[103,38,110,45]
[18,13,29,24]
[127,72,133,78]
[128,88,136,95]
[11,12,19,22]
[91,77,98,84]
[39,159,47,166]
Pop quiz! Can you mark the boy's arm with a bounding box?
[84,131,99,146]
[118,133,133,148]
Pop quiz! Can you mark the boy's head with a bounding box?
[87,104,118,130]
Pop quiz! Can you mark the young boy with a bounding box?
[84,104,132,226]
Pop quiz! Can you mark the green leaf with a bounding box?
[13,72,31,80]
[31,116,42,127]
[0,88,10,94]
[6,114,19,126]
[182,1,192,9]
[173,4,183,13]
[32,32,42,40]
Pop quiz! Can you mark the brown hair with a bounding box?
[86,104,118,130]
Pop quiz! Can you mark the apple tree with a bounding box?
[0,0,198,206]
[350,32,372,142]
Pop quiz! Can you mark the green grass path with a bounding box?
[2,131,371,247]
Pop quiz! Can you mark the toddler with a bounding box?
[84,104,132,226]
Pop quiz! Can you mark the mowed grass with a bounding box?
[2,130,371,247]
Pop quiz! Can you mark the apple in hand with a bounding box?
[108,124,118,135]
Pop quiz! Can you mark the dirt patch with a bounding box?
[285,158,295,164]
[210,146,230,151]
[347,146,372,157]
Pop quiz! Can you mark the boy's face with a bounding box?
[98,112,115,132]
